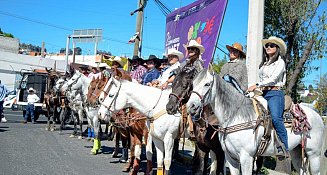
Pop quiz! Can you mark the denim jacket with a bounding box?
[141,68,160,85]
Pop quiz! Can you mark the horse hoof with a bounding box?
[78,136,83,140]
[122,167,130,172]
[50,128,55,132]
[69,134,75,138]
[45,127,49,131]
[90,151,97,155]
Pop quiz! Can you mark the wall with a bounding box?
[0,36,19,53]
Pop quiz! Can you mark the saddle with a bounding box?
[251,92,311,156]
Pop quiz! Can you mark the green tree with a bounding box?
[212,54,228,74]
[315,73,327,115]
[0,28,14,38]
[264,0,326,102]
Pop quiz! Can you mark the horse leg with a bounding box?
[192,144,208,175]
[119,133,129,163]
[130,135,143,175]
[289,145,304,174]
[225,153,240,175]
[145,134,153,175]
[209,150,217,175]
[70,112,78,137]
[50,110,55,131]
[123,133,135,172]
[112,129,120,158]
[163,132,174,175]
[90,116,101,155]
[59,107,66,134]
[153,138,164,175]
[213,141,225,175]
[239,152,253,175]
[77,109,84,139]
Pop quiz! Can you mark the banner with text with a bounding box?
[165,0,227,67]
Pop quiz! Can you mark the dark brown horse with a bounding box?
[166,67,225,175]
[44,69,63,131]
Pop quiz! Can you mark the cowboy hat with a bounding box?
[226,42,246,58]
[28,87,36,93]
[187,40,205,54]
[166,48,184,59]
[79,65,89,70]
[110,56,124,67]
[98,62,110,68]
[262,36,287,56]
[146,55,160,67]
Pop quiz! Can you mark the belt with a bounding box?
[260,86,280,91]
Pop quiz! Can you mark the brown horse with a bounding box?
[44,69,62,131]
[92,68,150,175]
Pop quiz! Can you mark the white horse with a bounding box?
[98,77,181,175]
[60,71,91,140]
[187,69,325,175]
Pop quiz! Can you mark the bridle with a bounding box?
[67,74,82,91]
[101,80,122,112]
[189,73,215,120]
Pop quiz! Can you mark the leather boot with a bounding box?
[119,148,128,163]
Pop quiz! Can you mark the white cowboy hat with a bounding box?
[262,36,287,56]
[166,48,184,59]
[187,40,205,54]
[28,87,36,93]
[110,56,124,67]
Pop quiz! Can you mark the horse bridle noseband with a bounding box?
[67,74,82,91]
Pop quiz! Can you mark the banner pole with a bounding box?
[210,0,229,64]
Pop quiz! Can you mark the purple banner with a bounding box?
[165,0,227,67]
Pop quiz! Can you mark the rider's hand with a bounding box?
[248,84,257,92]
[161,82,168,89]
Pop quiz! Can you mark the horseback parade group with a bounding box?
[17,34,322,175]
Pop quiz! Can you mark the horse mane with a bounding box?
[195,70,255,124]
[113,68,132,81]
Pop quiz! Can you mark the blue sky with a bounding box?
[0,0,325,87]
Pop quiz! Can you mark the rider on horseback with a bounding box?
[220,42,248,94]
[248,36,289,158]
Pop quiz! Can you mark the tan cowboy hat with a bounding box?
[166,48,184,59]
[110,56,124,67]
[262,36,287,56]
[226,42,246,58]
[187,40,205,54]
[98,62,110,69]
[28,87,36,93]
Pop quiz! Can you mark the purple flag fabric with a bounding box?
[165,0,227,68]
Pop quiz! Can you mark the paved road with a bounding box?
[0,109,192,175]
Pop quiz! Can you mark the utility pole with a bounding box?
[246,0,264,86]
[132,0,147,57]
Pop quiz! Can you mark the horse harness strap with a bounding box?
[148,108,167,134]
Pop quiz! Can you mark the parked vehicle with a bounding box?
[16,69,48,121]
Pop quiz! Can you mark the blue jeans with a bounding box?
[263,90,288,151]
[88,127,95,138]
[24,104,35,122]
[0,101,4,118]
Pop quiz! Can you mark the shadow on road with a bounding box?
[0,126,9,132]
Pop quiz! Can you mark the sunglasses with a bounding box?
[265,43,278,48]
[187,47,197,51]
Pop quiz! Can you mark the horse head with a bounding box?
[86,77,100,105]
[54,76,67,93]
[187,69,215,118]
[98,77,128,121]
[166,66,196,115]
[63,70,84,92]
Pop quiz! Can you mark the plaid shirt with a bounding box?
[130,65,147,83]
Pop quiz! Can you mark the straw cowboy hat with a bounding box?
[28,87,36,93]
[166,48,184,59]
[187,40,205,54]
[262,36,287,56]
[98,62,110,69]
[226,42,246,58]
[111,56,125,67]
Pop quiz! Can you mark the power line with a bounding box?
[0,10,163,52]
